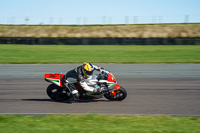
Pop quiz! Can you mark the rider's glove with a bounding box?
[100,69,107,74]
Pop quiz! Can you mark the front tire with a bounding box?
[46,84,70,102]
[104,87,127,101]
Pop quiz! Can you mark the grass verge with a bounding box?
[0,114,200,133]
[0,44,200,64]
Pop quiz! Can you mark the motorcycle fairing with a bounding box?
[44,73,65,87]
[113,84,120,89]
[108,83,116,89]
[107,73,116,83]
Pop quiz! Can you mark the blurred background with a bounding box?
[1,15,199,25]
[0,0,199,43]
[1,0,199,25]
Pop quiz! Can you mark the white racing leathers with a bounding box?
[65,64,103,93]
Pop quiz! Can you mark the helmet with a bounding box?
[82,62,94,78]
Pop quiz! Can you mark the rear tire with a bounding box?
[104,87,127,101]
[46,84,70,102]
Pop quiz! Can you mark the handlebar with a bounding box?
[97,69,110,81]
[100,69,109,74]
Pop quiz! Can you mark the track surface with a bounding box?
[0,64,200,115]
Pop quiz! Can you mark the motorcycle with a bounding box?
[44,70,127,102]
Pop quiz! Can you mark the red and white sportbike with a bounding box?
[44,70,127,102]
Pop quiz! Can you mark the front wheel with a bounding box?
[46,84,70,102]
[104,87,127,101]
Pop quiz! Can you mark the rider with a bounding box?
[65,62,106,100]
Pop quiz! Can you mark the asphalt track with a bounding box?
[0,64,200,116]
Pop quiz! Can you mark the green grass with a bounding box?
[0,44,200,64]
[0,114,199,133]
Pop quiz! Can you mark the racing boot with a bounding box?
[67,83,79,102]
[72,90,79,102]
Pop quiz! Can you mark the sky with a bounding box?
[0,0,200,25]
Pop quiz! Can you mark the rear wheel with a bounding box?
[104,87,127,101]
[46,84,70,102]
